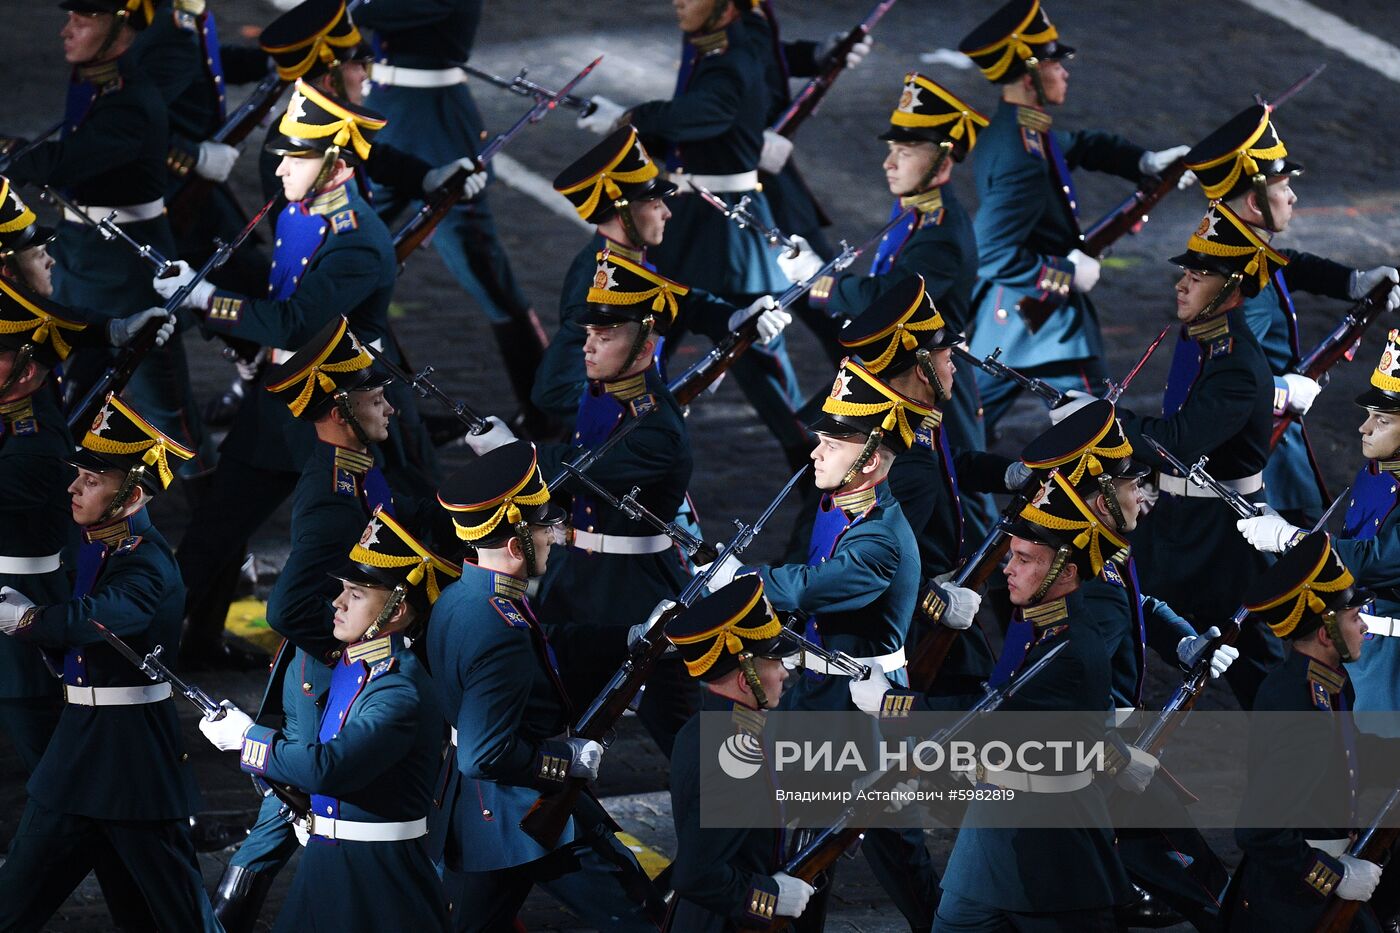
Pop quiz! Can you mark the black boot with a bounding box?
[489,312,559,441]
[1115,883,1186,929]
[212,864,276,933]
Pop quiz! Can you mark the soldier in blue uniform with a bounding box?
[1185,104,1400,527]
[0,394,221,931]
[355,0,552,435]
[956,0,1194,433]
[200,509,458,933]
[1076,204,1284,710]
[1231,531,1392,932]
[5,0,212,467]
[431,442,657,932]
[836,277,1026,698]
[157,78,438,669]
[581,0,806,471]
[208,315,413,931]
[663,574,817,931]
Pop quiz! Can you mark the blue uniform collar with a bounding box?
[83,508,151,547]
[598,235,644,264]
[1008,100,1053,132]
[298,182,353,217]
[830,481,888,518]
[460,560,529,602]
[323,441,373,477]
[1185,306,1244,344]
[592,371,649,402]
[899,187,944,218]
[342,631,403,667]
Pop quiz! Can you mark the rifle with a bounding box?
[769,0,898,139]
[520,465,809,848]
[558,463,718,564]
[0,120,64,173]
[546,406,653,492]
[362,340,489,436]
[1104,322,1173,404]
[65,195,277,434]
[1312,788,1400,933]
[90,619,311,817]
[765,641,1068,929]
[40,186,178,278]
[952,347,1065,406]
[1270,276,1394,449]
[693,186,801,258]
[166,71,289,229]
[1139,436,1264,520]
[393,56,602,265]
[668,208,915,404]
[461,63,598,116]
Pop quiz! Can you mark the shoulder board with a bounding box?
[368,657,399,681]
[629,394,656,418]
[1020,127,1045,159]
[330,209,358,235]
[8,417,37,437]
[1039,623,1070,641]
[112,536,142,555]
[488,595,530,629]
[1101,561,1124,588]
[1207,337,1234,359]
[1310,680,1332,711]
[333,466,360,497]
[99,77,124,96]
[171,8,198,31]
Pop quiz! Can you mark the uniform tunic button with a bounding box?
[303,682,312,692]
[482,809,492,818]
[331,650,342,660]
[180,753,189,762]
[325,805,334,815]
[76,654,82,663]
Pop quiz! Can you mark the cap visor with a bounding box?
[1354,387,1400,411]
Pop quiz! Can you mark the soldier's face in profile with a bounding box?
[1256,177,1296,233]
[68,467,125,526]
[1359,410,1400,460]
[1031,60,1069,106]
[583,323,647,380]
[1174,269,1227,322]
[883,142,947,197]
[524,524,557,577]
[276,155,326,202]
[9,245,55,299]
[751,656,789,708]
[1096,477,1145,533]
[1332,606,1367,662]
[930,348,956,400]
[630,199,672,247]
[673,0,716,33]
[1004,537,1056,606]
[810,432,863,491]
[347,387,394,444]
[60,12,110,64]
[332,581,389,643]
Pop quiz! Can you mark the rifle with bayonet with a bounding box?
[362,340,490,437]
[558,463,718,565]
[765,641,1068,930]
[520,465,809,848]
[40,186,179,278]
[1139,436,1264,520]
[90,619,311,817]
[1015,66,1326,335]
[1103,323,1173,404]
[545,407,653,492]
[1313,788,1400,933]
[669,208,916,405]
[693,186,801,258]
[393,56,602,265]
[953,347,1065,406]
[0,120,64,173]
[769,0,898,139]
[65,196,277,434]
[461,63,598,116]
[1270,274,1396,450]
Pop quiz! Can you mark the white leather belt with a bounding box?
[1306,838,1351,858]
[64,682,172,706]
[670,170,760,194]
[302,814,428,843]
[1157,471,1263,499]
[790,645,906,677]
[975,767,1094,793]
[372,63,465,88]
[569,529,673,555]
[62,198,164,225]
[1363,614,1400,637]
[0,553,61,574]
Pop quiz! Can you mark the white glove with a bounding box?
[848,660,891,715]
[816,31,871,70]
[0,586,36,636]
[292,816,311,847]
[883,777,920,813]
[628,598,677,650]
[940,583,981,631]
[235,348,266,383]
[1177,169,1199,191]
[1067,248,1100,293]
[563,737,604,780]
[1177,626,1239,678]
[197,701,255,752]
[577,95,626,134]
[1138,145,1189,179]
[1351,266,1400,311]
[728,295,791,345]
[1048,389,1095,425]
[776,236,825,285]
[1281,373,1321,415]
[1115,744,1159,793]
[1337,855,1383,902]
[422,157,488,199]
[151,261,215,311]
[758,129,794,175]
[1236,513,1303,553]
[1004,460,1034,490]
[462,415,516,456]
[772,871,815,917]
[696,546,743,592]
[194,141,239,183]
[108,307,174,348]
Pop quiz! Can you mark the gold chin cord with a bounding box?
[98,463,146,526]
[1029,545,1071,604]
[737,651,770,710]
[839,428,884,488]
[515,520,539,579]
[1097,472,1127,532]
[1026,57,1048,108]
[364,583,406,641]
[915,140,954,195]
[915,348,949,407]
[615,316,654,382]
[1251,173,1278,233]
[308,144,342,202]
[0,343,35,399]
[1322,610,1355,664]
[616,198,641,250]
[328,60,348,100]
[332,390,372,448]
[1199,273,1243,323]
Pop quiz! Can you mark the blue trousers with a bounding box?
[934,891,1116,933]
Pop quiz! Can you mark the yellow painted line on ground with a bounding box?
[225,599,283,654]
[615,831,671,880]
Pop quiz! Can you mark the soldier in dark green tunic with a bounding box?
[664,575,816,932]
[0,394,221,932]
[200,510,458,933]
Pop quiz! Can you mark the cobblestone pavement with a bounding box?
[4,0,1400,927]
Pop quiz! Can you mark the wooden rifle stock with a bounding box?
[1312,789,1400,933]
[770,0,897,139]
[669,323,757,405]
[1016,159,1187,334]
[1269,277,1393,449]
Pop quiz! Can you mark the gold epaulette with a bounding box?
[691,29,729,57]
[307,185,350,217]
[731,704,766,737]
[84,517,134,548]
[603,372,648,402]
[492,572,528,601]
[1306,658,1346,695]
[1016,106,1053,133]
[1186,313,1231,343]
[899,188,944,218]
[601,241,644,263]
[0,396,36,435]
[1023,597,1069,628]
[1377,458,1400,478]
[832,486,877,516]
[346,633,393,665]
[333,447,374,476]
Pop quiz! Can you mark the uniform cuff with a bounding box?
[240,725,277,776]
[880,689,920,719]
[742,874,781,924]
[1272,378,1290,417]
[166,138,199,179]
[535,739,574,785]
[807,274,836,309]
[1033,257,1074,305]
[920,583,948,625]
[206,292,244,325]
[1303,850,1344,897]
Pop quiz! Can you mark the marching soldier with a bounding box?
[157,78,437,669]
[664,575,817,930]
[581,0,807,471]
[1069,205,1283,709]
[355,0,552,435]
[4,0,211,466]
[1184,104,1400,527]
[1232,531,1393,931]
[208,316,416,931]
[200,509,458,932]
[430,441,656,931]
[957,0,1193,432]
[0,394,220,931]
